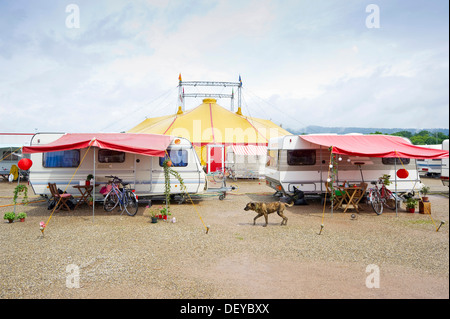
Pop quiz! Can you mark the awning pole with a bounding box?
[395,160,398,217]
[93,147,96,223]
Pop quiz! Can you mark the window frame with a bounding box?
[159,148,189,167]
[43,150,81,168]
[381,157,411,165]
[287,149,316,166]
[98,149,126,163]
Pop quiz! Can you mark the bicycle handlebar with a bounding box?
[105,175,123,183]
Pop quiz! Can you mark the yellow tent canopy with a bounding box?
[128,98,290,166]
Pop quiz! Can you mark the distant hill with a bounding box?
[288,126,449,136]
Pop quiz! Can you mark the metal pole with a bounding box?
[395,160,398,217]
[93,147,96,223]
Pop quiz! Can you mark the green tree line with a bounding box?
[371,130,449,145]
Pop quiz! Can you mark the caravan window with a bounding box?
[266,150,279,167]
[287,150,316,166]
[159,149,188,167]
[2,150,20,161]
[98,150,125,163]
[382,158,410,165]
[43,150,80,168]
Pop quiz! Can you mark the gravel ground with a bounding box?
[0,177,448,299]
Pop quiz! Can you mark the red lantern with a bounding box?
[396,168,409,179]
[18,158,33,171]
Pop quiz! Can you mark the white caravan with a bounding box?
[416,144,443,177]
[0,133,33,180]
[27,133,207,199]
[441,139,449,187]
[265,135,424,196]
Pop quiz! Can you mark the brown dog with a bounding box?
[244,201,293,227]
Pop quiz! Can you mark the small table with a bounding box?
[73,184,98,208]
[337,186,364,213]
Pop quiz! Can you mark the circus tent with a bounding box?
[128,98,290,172]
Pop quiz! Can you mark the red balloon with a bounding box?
[18,158,33,170]
[396,168,409,179]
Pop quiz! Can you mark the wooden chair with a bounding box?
[353,182,368,211]
[48,183,73,212]
[325,182,346,210]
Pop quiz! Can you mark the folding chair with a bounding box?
[48,183,73,212]
[353,182,368,211]
[325,182,346,210]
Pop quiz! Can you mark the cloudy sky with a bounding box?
[0,0,448,134]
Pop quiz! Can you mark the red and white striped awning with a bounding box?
[231,145,267,156]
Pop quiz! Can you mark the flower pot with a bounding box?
[20,218,25,222]
[151,217,158,223]
[163,215,168,220]
[86,180,90,186]
[422,197,429,202]
[158,214,162,219]
[408,208,415,214]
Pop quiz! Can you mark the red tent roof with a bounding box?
[300,135,449,159]
[22,133,173,157]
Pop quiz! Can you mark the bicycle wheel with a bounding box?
[382,188,397,210]
[369,190,383,215]
[104,191,119,212]
[212,169,224,183]
[124,190,139,216]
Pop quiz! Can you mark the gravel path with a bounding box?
[1,178,448,299]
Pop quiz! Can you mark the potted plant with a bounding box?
[420,186,430,202]
[150,211,158,223]
[88,196,93,207]
[17,212,27,222]
[159,206,172,220]
[381,174,391,186]
[406,197,418,213]
[86,174,94,186]
[4,212,16,223]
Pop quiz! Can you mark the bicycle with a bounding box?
[367,177,398,215]
[212,166,237,183]
[103,175,139,216]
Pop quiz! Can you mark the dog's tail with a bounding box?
[285,200,294,207]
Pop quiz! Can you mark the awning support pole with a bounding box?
[395,160,398,217]
[93,147,96,223]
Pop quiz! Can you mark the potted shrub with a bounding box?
[86,174,94,186]
[420,186,430,202]
[406,197,418,213]
[17,212,27,222]
[4,212,16,223]
[88,197,93,207]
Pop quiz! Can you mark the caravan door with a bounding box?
[134,154,152,194]
[207,144,224,173]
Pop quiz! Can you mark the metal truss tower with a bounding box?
[177,75,242,112]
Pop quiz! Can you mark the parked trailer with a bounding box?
[27,133,207,199]
[416,144,443,177]
[265,135,425,197]
[0,133,33,180]
[441,139,449,187]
